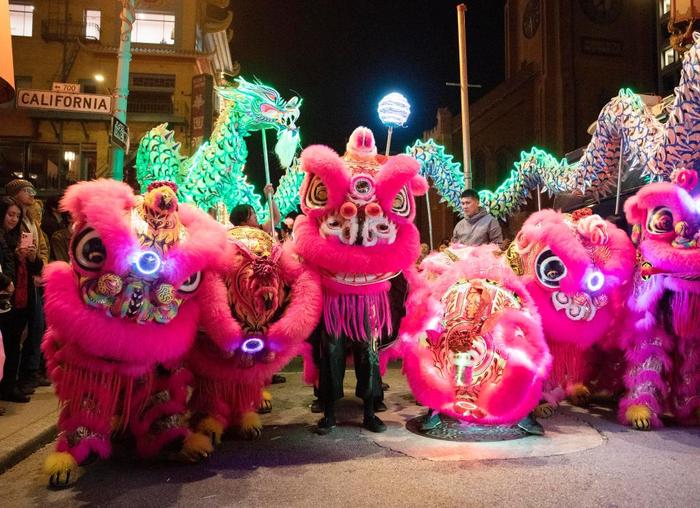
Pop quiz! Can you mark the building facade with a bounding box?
[0,0,234,195]
[421,0,658,242]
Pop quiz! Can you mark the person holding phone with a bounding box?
[5,180,49,394]
[0,196,42,402]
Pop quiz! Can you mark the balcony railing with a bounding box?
[41,19,101,42]
[128,95,174,115]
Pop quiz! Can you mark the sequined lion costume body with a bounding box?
[400,245,551,424]
[293,126,428,433]
[620,169,700,430]
[188,226,322,443]
[508,209,635,415]
[42,179,225,486]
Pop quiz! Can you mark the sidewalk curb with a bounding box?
[0,415,57,475]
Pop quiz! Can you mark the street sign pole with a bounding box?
[111,0,136,181]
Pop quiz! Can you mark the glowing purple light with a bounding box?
[241,337,265,354]
[585,270,605,292]
[135,250,162,276]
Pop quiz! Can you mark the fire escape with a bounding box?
[41,0,101,83]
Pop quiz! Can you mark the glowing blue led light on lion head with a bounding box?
[378,92,411,128]
[585,269,605,292]
[241,337,265,354]
[133,250,162,276]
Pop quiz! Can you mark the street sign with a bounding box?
[52,82,81,93]
[111,116,130,153]
[16,89,112,114]
[191,74,213,143]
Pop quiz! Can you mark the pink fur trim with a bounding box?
[299,145,351,214]
[43,262,199,364]
[400,245,550,424]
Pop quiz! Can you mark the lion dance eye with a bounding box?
[392,186,410,217]
[179,272,201,294]
[304,175,328,209]
[72,227,106,272]
[535,248,567,288]
[646,207,674,234]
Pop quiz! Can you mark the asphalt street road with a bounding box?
[2,367,700,508]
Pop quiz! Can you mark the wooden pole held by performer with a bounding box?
[261,129,276,238]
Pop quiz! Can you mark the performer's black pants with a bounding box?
[317,329,382,406]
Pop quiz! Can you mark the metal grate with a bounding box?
[405,415,528,442]
[130,73,176,90]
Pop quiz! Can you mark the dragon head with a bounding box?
[61,179,224,326]
[42,179,227,364]
[293,126,428,289]
[511,208,635,347]
[401,245,550,425]
[216,77,301,168]
[625,168,700,282]
[226,226,285,332]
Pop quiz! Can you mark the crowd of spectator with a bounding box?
[0,180,71,415]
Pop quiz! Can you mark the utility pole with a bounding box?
[457,4,472,189]
[111,0,136,181]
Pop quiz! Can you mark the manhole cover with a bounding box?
[405,415,528,442]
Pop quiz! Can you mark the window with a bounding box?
[84,10,101,40]
[132,12,175,45]
[662,46,676,68]
[10,3,33,37]
[660,0,671,17]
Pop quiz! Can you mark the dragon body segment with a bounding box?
[136,77,302,222]
[406,32,700,221]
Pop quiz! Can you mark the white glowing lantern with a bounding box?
[377,92,411,128]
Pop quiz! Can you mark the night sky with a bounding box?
[229,0,504,190]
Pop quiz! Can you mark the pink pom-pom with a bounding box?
[671,169,699,192]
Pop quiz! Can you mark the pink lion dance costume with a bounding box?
[187,225,321,443]
[508,208,635,415]
[401,245,551,425]
[42,179,224,486]
[620,169,700,429]
[293,126,428,434]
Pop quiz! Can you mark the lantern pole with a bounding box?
[378,92,410,156]
[385,127,394,156]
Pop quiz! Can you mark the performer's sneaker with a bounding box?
[517,413,544,436]
[310,399,324,413]
[315,416,336,435]
[420,411,443,431]
[381,382,390,391]
[271,374,286,384]
[362,415,387,433]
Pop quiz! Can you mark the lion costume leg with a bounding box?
[619,324,673,430]
[131,364,209,460]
